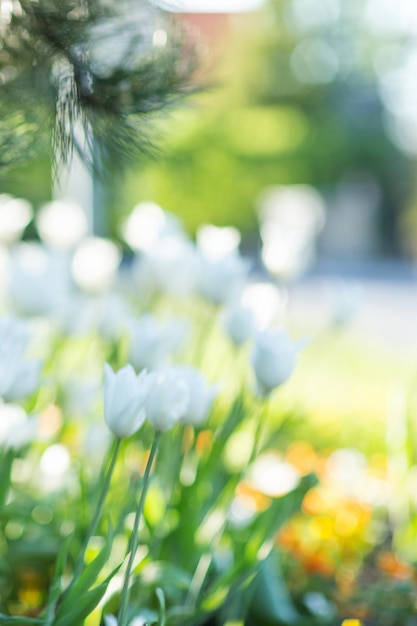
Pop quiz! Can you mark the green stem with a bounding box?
[150,428,184,560]
[71,437,122,584]
[118,432,161,626]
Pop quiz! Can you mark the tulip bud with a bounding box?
[129,314,187,371]
[145,367,189,432]
[198,251,250,306]
[103,363,153,439]
[0,316,42,402]
[3,359,42,402]
[176,366,218,427]
[0,402,38,450]
[223,301,255,347]
[251,329,298,396]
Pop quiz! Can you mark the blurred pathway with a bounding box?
[285,259,417,355]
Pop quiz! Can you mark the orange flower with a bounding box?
[303,550,335,577]
[302,487,326,516]
[196,430,213,458]
[376,551,413,580]
[286,441,319,475]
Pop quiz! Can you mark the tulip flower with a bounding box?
[138,236,199,297]
[0,402,38,450]
[251,328,299,396]
[71,363,154,586]
[145,367,189,431]
[0,316,42,402]
[3,358,42,402]
[176,366,218,427]
[223,301,255,347]
[129,314,187,371]
[103,363,153,439]
[9,243,73,316]
[198,251,250,306]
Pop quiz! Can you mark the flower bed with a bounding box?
[0,197,414,626]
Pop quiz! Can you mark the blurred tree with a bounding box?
[0,0,199,180]
[115,0,413,254]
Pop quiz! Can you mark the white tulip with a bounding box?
[0,402,38,450]
[3,359,42,402]
[9,243,73,316]
[93,293,134,340]
[53,293,97,336]
[198,251,250,306]
[176,366,218,427]
[0,195,32,244]
[134,235,199,298]
[197,224,241,260]
[36,200,88,250]
[0,316,42,401]
[122,201,184,253]
[83,423,112,464]
[103,364,153,439]
[0,317,27,396]
[145,368,189,432]
[71,237,121,294]
[223,301,255,347]
[129,314,187,371]
[251,329,298,396]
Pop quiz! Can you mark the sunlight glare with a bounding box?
[71,237,121,293]
[37,200,88,250]
[197,224,241,260]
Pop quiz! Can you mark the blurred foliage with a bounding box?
[0,206,416,623]
[0,0,199,177]
[1,0,415,251]
[0,159,52,213]
[112,0,412,250]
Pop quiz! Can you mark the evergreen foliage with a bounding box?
[0,0,199,174]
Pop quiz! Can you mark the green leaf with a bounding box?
[0,616,43,625]
[193,475,317,624]
[53,564,121,626]
[58,524,114,616]
[53,584,107,626]
[245,473,318,559]
[0,450,14,509]
[206,395,247,470]
[155,588,166,626]
[52,524,120,626]
[198,562,258,620]
[139,562,192,591]
[42,536,72,624]
[249,552,299,625]
[200,586,229,613]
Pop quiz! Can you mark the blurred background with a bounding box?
[3,0,417,433]
[4,0,417,246]
[3,2,417,620]
[3,0,417,354]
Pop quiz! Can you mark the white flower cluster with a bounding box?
[0,317,42,402]
[0,198,303,450]
[0,316,42,449]
[104,363,218,439]
[126,203,301,393]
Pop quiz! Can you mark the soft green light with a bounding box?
[224,107,309,155]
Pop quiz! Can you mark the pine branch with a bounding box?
[0,0,201,174]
